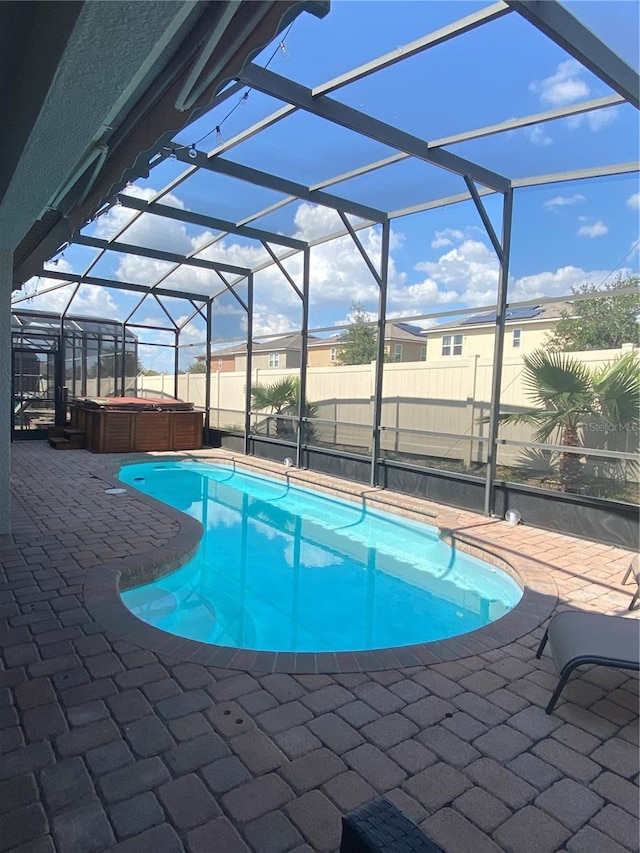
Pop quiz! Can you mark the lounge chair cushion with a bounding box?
[537,610,640,713]
[547,611,640,672]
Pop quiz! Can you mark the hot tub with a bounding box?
[70,397,203,453]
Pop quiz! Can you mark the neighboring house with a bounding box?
[198,307,568,371]
[203,351,236,373]
[200,333,320,372]
[422,303,571,361]
[385,322,428,363]
[307,322,427,366]
[201,324,427,371]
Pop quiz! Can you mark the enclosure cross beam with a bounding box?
[117,194,308,251]
[75,234,252,277]
[507,0,640,110]
[238,64,511,193]
[464,177,504,264]
[261,243,304,300]
[36,269,211,304]
[315,1,511,96]
[337,212,382,287]
[172,147,388,224]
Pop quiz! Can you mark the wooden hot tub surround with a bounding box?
[70,397,203,453]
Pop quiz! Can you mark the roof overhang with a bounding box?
[1,0,329,288]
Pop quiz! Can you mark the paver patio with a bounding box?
[1,442,638,853]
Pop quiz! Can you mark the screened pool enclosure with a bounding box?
[10,0,639,547]
[11,310,139,438]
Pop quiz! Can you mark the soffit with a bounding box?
[5,0,328,287]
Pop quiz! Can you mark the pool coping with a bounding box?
[83,451,558,673]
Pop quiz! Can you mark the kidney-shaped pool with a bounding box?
[118,461,522,653]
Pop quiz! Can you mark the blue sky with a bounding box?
[14,0,640,371]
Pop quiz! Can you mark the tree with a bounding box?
[251,378,317,440]
[336,302,378,365]
[494,349,640,493]
[186,360,207,374]
[546,275,640,352]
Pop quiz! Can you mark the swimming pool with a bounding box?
[119,461,522,653]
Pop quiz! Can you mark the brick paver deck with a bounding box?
[1,442,638,853]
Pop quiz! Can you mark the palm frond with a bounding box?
[592,352,640,426]
[251,378,299,413]
[521,350,593,410]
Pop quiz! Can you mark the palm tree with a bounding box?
[495,349,639,493]
[251,378,318,441]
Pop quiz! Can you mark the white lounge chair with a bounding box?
[536,610,640,714]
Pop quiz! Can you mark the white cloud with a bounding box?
[529,60,590,107]
[566,108,618,133]
[414,239,500,307]
[530,63,617,135]
[95,187,187,249]
[14,256,122,318]
[586,108,617,131]
[294,204,345,240]
[15,279,121,318]
[284,542,342,569]
[431,228,464,249]
[508,265,632,302]
[577,221,608,238]
[176,317,207,342]
[526,126,553,147]
[388,278,460,311]
[252,306,300,337]
[627,193,640,210]
[543,193,586,210]
[95,187,199,289]
[23,195,634,362]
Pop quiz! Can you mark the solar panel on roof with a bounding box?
[395,322,424,335]
[506,306,544,320]
[460,306,543,325]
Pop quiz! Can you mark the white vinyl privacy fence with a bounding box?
[136,348,638,473]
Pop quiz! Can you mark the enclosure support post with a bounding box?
[56,313,66,425]
[58,285,81,418]
[120,323,127,397]
[173,330,180,400]
[244,274,254,456]
[96,334,102,397]
[483,186,513,516]
[297,248,311,469]
[133,336,140,397]
[0,251,12,534]
[371,219,390,487]
[205,299,212,434]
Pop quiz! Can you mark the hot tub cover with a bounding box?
[73,397,194,412]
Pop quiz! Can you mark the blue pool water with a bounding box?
[119,462,522,652]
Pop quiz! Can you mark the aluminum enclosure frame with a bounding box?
[12,0,639,537]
